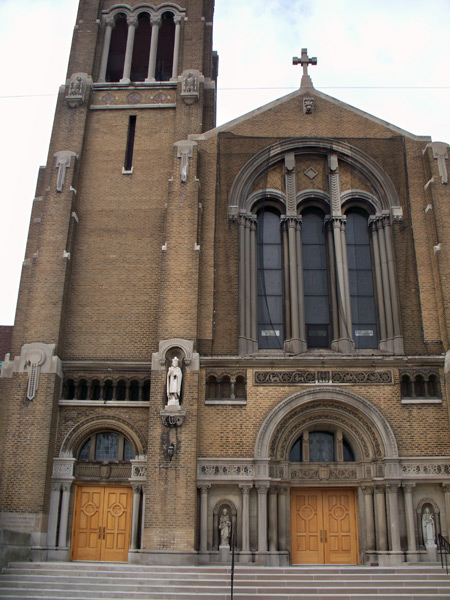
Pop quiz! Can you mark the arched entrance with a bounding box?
[255,387,398,565]
[47,417,147,562]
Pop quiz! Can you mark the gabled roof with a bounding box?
[195,83,431,143]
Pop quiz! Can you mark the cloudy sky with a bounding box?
[0,0,449,325]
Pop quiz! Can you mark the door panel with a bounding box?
[71,485,132,562]
[323,490,358,564]
[291,488,358,565]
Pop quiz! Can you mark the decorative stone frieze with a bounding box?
[289,464,358,481]
[401,461,450,477]
[254,370,392,385]
[197,460,254,480]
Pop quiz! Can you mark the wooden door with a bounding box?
[290,488,358,565]
[71,485,132,562]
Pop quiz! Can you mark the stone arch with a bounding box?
[255,387,398,461]
[228,138,399,217]
[60,415,146,458]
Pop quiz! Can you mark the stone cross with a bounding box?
[292,48,317,88]
[292,48,317,76]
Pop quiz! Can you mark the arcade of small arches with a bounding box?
[98,4,186,84]
[61,376,151,402]
[205,372,246,401]
[400,371,441,400]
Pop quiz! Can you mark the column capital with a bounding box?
[132,483,143,494]
[151,17,162,27]
[174,15,183,24]
[198,484,211,493]
[386,482,401,493]
[239,484,252,494]
[255,483,270,493]
[127,15,138,27]
[361,485,374,495]
[268,486,278,496]
[402,482,416,493]
[374,484,386,494]
[442,483,450,494]
[104,16,116,28]
[276,485,289,495]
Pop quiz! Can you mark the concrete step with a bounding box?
[0,562,449,600]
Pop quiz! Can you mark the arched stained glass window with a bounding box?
[346,209,378,349]
[257,209,283,349]
[302,208,330,348]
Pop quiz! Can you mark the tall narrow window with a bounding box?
[346,209,378,348]
[124,116,136,172]
[302,208,330,347]
[106,13,128,82]
[156,12,175,81]
[257,209,283,349]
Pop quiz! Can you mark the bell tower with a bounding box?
[0,0,217,563]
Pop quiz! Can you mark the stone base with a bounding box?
[367,551,405,566]
[424,543,438,562]
[0,529,31,568]
[219,545,230,562]
[47,547,70,562]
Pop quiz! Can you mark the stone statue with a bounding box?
[219,508,231,547]
[166,356,182,406]
[422,506,436,545]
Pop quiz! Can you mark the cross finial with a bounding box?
[292,48,317,88]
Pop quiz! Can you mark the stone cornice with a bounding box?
[199,355,444,370]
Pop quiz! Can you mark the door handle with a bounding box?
[324,530,328,543]
[98,527,102,540]
[103,526,106,540]
[320,530,323,543]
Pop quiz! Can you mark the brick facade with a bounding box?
[1,0,450,567]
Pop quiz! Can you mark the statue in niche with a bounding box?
[219,508,231,547]
[166,356,182,406]
[422,506,436,545]
[183,72,197,93]
[69,76,83,96]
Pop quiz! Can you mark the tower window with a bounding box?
[124,116,136,173]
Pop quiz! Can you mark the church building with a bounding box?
[1,0,450,568]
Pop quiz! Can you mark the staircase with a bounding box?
[0,562,449,599]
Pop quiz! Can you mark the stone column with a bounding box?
[442,484,450,538]
[295,220,306,346]
[199,485,210,553]
[239,485,252,558]
[238,216,246,354]
[120,16,138,84]
[277,486,288,551]
[171,16,182,80]
[57,482,72,548]
[146,18,161,82]
[362,486,375,552]
[386,483,401,552]
[47,482,61,547]
[369,217,388,344]
[256,484,269,553]
[403,483,417,554]
[268,487,278,552]
[98,17,115,82]
[374,485,388,551]
[383,213,403,354]
[250,217,258,350]
[130,484,142,550]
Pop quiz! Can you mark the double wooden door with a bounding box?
[290,488,358,564]
[71,485,132,562]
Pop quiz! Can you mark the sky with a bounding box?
[0,0,449,325]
